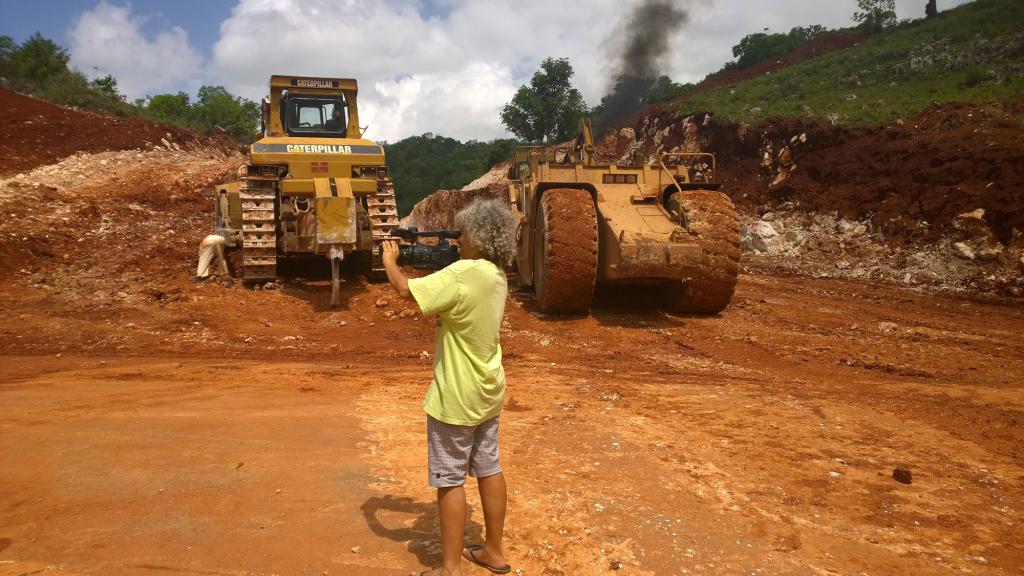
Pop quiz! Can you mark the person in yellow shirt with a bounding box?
[382,198,516,576]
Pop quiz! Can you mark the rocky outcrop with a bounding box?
[402,183,509,231]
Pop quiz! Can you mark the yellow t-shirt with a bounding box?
[408,259,507,426]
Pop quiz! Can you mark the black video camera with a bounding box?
[391,227,461,270]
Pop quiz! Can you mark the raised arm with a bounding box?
[382,240,413,300]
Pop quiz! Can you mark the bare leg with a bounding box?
[473,472,508,568]
[436,485,466,575]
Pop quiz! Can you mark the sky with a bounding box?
[0,0,973,142]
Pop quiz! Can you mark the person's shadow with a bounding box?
[361,495,484,567]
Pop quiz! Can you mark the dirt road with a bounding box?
[2,273,1021,576]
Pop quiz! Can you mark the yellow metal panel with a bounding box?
[281,179,315,195]
[316,177,356,245]
[316,195,357,245]
[333,178,354,198]
[249,136,385,166]
[350,179,376,194]
[635,205,677,234]
[270,75,357,91]
[313,177,331,198]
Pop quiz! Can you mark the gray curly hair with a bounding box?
[454,198,517,266]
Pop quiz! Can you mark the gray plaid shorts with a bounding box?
[426,415,501,488]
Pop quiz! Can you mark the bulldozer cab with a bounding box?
[261,75,362,139]
[286,96,346,135]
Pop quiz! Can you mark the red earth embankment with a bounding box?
[0,87,234,176]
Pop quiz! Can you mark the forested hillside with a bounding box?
[385,134,514,215]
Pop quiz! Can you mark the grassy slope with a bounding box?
[678,0,1024,125]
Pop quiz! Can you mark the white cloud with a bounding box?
[68,0,204,100]
[66,0,978,140]
[207,0,629,141]
[364,62,516,141]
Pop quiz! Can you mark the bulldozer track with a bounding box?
[239,168,279,282]
[368,175,399,275]
[534,188,598,313]
[664,190,741,314]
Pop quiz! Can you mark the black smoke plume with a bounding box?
[594,0,690,134]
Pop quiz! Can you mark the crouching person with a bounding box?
[382,199,516,576]
[194,234,229,281]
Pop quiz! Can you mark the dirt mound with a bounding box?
[0,146,243,299]
[0,87,234,177]
[745,100,1024,244]
[402,182,509,231]
[696,31,871,94]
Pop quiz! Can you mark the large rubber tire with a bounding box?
[663,190,740,314]
[533,188,598,314]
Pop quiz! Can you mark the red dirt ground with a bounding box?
[0,87,233,177]
[1,87,1022,575]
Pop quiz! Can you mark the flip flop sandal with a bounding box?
[463,545,512,574]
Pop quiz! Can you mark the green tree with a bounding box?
[191,85,260,140]
[0,35,16,77]
[728,25,828,70]
[385,133,516,214]
[501,57,587,143]
[145,92,192,124]
[852,0,897,32]
[89,75,123,102]
[10,32,69,84]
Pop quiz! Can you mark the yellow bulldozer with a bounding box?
[509,119,740,314]
[213,75,398,303]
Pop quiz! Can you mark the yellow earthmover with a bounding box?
[510,119,740,314]
[213,75,398,304]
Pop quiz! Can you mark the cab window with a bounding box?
[286,97,346,136]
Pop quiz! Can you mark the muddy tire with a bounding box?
[534,188,598,314]
[663,190,740,314]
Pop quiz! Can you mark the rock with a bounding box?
[844,93,858,101]
[892,467,912,484]
[374,297,389,307]
[953,242,976,260]
[741,221,779,253]
[957,208,985,221]
[398,309,416,319]
[837,220,861,235]
[975,244,1003,261]
[609,560,623,570]
[812,213,837,233]
[777,146,794,169]
[749,106,762,115]
[350,546,360,554]
[781,229,804,249]
[851,224,867,237]
[878,321,898,333]
[263,281,280,290]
